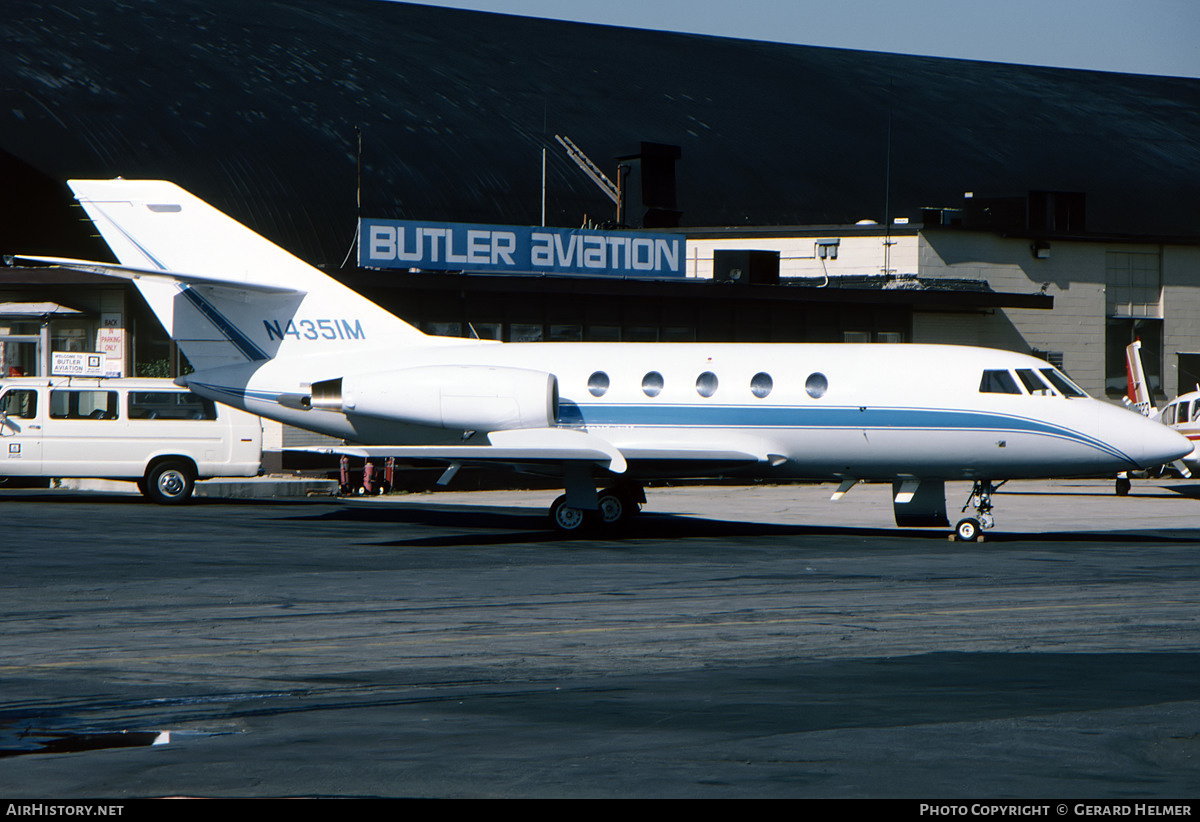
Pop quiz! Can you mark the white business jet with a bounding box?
[18,180,1190,540]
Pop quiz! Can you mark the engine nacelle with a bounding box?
[311,365,558,431]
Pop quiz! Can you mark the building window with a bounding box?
[510,324,544,342]
[548,324,583,342]
[1106,251,1161,318]
[424,321,463,337]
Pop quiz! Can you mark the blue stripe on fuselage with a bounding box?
[559,402,1131,462]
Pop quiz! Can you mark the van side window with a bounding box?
[979,370,1020,394]
[128,391,217,420]
[0,389,37,419]
[49,390,119,420]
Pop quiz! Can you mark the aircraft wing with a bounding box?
[302,428,629,474]
[13,255,305,296]
[295,428,779,476]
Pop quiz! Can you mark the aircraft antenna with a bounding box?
[340,126,363,270]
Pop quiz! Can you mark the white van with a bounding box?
[0,377,262,503]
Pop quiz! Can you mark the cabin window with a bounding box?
[750,372,773,399]
[696,371,718,398]
[1039,368,1086,398]
[0,389,37,419]
[641,371,664,397]
[49,390,118,420]
[587,371,610,397]
[1162,403,1177,426]
[128,391,217,420]
[979,370,1021,395]
[805,372,828,399]
[1016,369,1052,395]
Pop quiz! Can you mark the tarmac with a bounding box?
[341,477,1200,537]
[1,476,1198,797]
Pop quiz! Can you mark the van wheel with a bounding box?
[144,461,195,505]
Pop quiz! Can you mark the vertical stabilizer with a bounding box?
[1125,340,1153,416]
[68,179,426,372]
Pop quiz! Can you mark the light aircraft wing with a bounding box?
[13,255,306,296]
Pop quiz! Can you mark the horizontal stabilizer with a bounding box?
[13,255,306,296]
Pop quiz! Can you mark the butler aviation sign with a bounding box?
[360,219,686,278]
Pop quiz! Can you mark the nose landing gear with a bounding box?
[953,480,1004,541]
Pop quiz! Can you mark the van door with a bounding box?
[41,388,127,475]
[0,386,43,475]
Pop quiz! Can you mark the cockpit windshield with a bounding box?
[979,367,1089,398]
[1038,368,1087,397]
[979,370,1021,394]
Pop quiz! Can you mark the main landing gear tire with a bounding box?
[550,494,587,532]
[595,488,638,528]
[954,517,982,542]
[144,460,195,505]
[1115,476,1132,496]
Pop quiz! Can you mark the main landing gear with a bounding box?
[953,480,1004,542]
[549,482,645,532]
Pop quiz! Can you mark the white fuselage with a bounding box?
[182,341,1184,482]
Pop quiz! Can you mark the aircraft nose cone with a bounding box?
[1133,415,1192,468]
[1094,402,1191,470]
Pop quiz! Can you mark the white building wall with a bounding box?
[918,231,1109,393]
[685,232,920,280]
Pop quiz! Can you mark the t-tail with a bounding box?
[48,179,430,372]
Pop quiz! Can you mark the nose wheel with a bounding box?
[953,480,1003,541]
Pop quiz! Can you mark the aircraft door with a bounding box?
[0,386,43,475]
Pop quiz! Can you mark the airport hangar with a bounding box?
[3,0,1200,462]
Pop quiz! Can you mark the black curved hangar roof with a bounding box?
[3,0,1199,266]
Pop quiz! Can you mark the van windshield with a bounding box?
[0,389,37,419]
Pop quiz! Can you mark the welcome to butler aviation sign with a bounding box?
[360,219,686,278]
